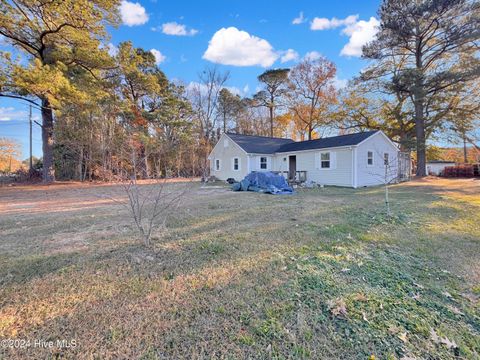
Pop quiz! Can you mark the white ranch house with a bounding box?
[208,131,408,188]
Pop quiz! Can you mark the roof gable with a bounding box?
[226,133,295,154]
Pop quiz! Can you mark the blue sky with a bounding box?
[1,0,383,158]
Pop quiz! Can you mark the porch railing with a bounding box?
[273,170,307,183]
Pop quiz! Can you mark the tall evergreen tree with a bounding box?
[363,0,480,176]
[254,68,290,137]
[0,0,120,182]
[217,88,241,133]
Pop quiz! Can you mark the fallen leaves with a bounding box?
[430,328,458,350]
[327,298,347,317]
[413,282,424,289]
[411,293,421,300]
[362,311,369,323]
[447,305,464,316]
[442,291,453,299]
[440,336,458,350]
[398,332,408,343]
[353,293,368,302]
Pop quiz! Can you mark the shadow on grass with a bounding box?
[0,252,83,287]
[1,181,479,359]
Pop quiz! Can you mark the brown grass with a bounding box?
[0,178,479,359]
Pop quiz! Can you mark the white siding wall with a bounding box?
[355,133,399,187]
[249,155,273,172]
[273,155,289,174]
[209,134,248,181]
[426,162,455,176]
[273,148,353,187]
[209,131,399,187]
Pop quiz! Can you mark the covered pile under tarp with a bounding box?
[232,171,294,195]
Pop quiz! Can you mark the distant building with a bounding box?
[426,161,456,176]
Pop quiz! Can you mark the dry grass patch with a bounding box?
[0,178,479,359]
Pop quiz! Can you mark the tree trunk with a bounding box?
[308,124,313,140]
[77,146,84,181]
[414,97,426,177]
[269,106,274,137]
[463,136,468,163]
[144,153,150,179]
[41,98,55,182]
[414,39,426,177]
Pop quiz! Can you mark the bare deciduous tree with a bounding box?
[288,57,337,140]
[368,149,401,217]
[121,178,186,246]
[106,138,189,247]
[189,66,230,180]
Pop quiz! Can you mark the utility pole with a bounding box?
[29,105,33,172]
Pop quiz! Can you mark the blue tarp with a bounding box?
[232,171,294,195]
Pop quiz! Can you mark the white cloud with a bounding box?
[304,51,322,61]
[310,14,358,30]
[0,107,26,122]
[292,11,306,25]
[158,22,198,36]
[225,86,243,96]
[150,49,166,65]
[340,17,379,57]
[186,82,250,97]
[333,76,348,89]
[119,0,149,27]
[107,43,118,57]
[203,27,278,67]
[280,49,299,63]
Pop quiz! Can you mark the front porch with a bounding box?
[272,170,307,185]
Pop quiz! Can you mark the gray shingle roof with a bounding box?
[226,133,295,154]
[226,131,379,154]
[277,131,379,153]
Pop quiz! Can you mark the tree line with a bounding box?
[0,0,478,182]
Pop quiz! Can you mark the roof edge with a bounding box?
[226,132,294,142]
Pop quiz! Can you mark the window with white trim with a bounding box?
[320,152,330,169]
[260,157,267,169]
[367,151,374,166]
[233,157,240,171]
[384,153,389,166]
[215,159,220,171]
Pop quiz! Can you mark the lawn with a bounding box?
[0,178,479,359]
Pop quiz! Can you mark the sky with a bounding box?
[0,0,385,159]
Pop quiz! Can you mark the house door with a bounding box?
[288,155,296,180]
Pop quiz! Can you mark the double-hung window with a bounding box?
[260,157,267,170]
[384,153,389,166]
[233,157,240,171]
[367,151,374,166]
[215,159,220,171]
[320,152,330,169]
